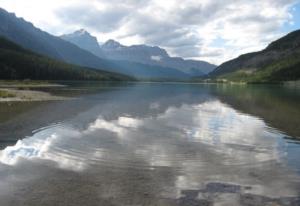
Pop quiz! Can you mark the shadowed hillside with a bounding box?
[0,36,133,81]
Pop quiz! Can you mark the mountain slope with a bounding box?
[61,30,216,76]
[0,8,116,71]
[0,8,189,79]
[60,31,188,79]
[210,30,300,82]
[101,39,216,75]
[0,36,132,81]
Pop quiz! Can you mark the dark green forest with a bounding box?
[0,36,133,81]
[220,54,300,83]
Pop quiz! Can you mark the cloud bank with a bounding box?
[0,0,298,64]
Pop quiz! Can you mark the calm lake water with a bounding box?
[0,82,299,206]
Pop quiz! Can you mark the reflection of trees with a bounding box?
[213,85,300,139]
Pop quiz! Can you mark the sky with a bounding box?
[0,0,299,65]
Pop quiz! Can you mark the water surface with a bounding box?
[0,83,299,206]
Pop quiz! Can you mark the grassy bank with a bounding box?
[0,80,69,102]
[0,90,16,98]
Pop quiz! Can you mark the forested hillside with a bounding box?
[0,36,133,81]
[210,30,300,83]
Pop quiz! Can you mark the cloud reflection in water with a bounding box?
[0,100,297,198]
[0,100,286,169]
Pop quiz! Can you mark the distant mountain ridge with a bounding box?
[209,30,300,82]
[0,8,190,79]
[0,36,132,81]
[61,30,216,76]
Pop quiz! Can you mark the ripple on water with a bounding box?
[0,100,300,203]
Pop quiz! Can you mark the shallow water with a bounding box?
[0,83,299,206]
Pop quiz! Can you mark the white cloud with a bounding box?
[0,126,86,171]
[0,115,142,171]
[0,0,298,64]
[87,116,142,136]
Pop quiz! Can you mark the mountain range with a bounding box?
[0,6,299,83]
[0,8,215,80]
[61,30,216,76]
[0,36,132,81]
[209,29,300,82]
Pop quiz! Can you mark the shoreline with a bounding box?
[0,81,69,102]
[0,88,69,102]
[0,80,65,88]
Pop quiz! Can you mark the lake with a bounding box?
[0,82,299,206]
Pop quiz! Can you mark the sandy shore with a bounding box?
[0,88,69,102]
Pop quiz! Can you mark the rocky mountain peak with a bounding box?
[60,29,104,57]
[102,39,124,50]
